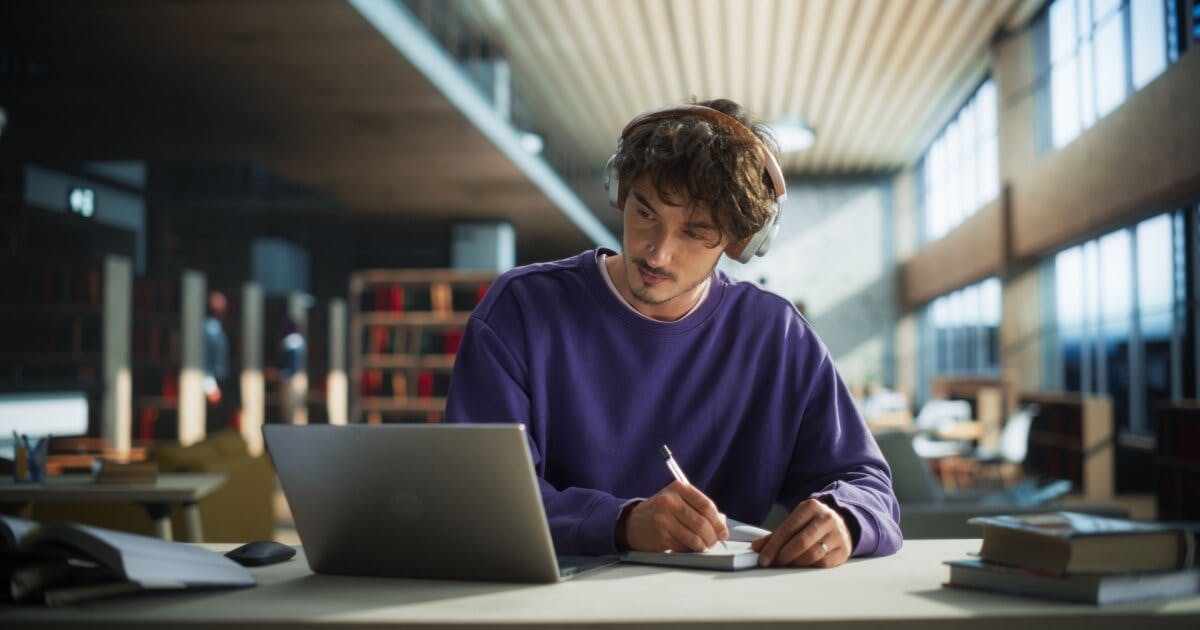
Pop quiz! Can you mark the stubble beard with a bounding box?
[625,257,715,306]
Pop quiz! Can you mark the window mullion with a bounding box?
[1129,226,1147,433]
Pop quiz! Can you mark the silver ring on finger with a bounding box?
[818,541,829,555]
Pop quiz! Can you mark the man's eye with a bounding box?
[637,208,653,220]
[686,230,709,241]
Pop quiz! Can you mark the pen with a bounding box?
[659,444,728,550]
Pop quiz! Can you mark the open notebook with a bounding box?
[620,519,770,571]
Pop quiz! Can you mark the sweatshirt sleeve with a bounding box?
[444,314,634,556]
[778,348,903,558]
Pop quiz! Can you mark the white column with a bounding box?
[102,255,132,455]
[328,298,348,425]
[240,282,265,455]
[178,270,206,445]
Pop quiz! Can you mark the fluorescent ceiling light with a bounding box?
[770,117,815,153]
[519,132,543,155]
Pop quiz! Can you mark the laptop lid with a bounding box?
[264,423,570,583]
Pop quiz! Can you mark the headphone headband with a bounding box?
[618,105,787,205]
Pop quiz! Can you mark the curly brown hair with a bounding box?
[611,98,780,247]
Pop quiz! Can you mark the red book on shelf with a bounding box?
[443,328,463,354]
[475,283,491,305]
[387,285,404,313]
[416,370,434,398]
[369,327,388,354]
[162,370,179,402]
[373,286,388,312]
[138,407,158,442]
[361,370,384,397]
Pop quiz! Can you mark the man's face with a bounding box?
[618,177,726,319]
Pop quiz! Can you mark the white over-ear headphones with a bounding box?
[603,104,787,263]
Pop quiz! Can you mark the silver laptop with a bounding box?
[263,423,615,583]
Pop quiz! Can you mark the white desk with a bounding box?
[2,540,1198,628]
[0,473,227,542]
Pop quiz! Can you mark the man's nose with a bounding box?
[645,229,673,267]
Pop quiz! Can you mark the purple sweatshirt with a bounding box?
[445,250,902,557]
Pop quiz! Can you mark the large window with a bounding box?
[919,80,1000,243]
[919,278,1003,402]
[1046,212,1187,437]
[1038,0,1178,150]
[1193,0,1200,42]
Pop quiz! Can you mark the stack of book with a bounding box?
[944,512,1200,605]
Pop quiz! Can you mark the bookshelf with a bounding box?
[130,270,207,446]
[131,274,182,445]
[0,254,132,453]
[1019,392,1114,501]
[1155,401,1200,520]
[348,269,496,424]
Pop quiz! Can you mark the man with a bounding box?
[203,291,231,433]
[445,99,901,567]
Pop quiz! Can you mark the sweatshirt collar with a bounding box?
[583,249,725,335]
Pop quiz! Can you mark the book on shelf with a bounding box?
[390,373,408,400]
[969,512,1199,575]
[430,282,452,315]
[442,328,463,354]
[944,558,1200,606]
[416,370,434,398]
[619,520,768,571]
[0,514,254,606]
[387,285,404,313]
[368,326,390,354]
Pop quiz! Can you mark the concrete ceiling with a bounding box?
[0,0,598,260]
[0,0,1047,261]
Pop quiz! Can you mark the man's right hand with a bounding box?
[620,481,729,552]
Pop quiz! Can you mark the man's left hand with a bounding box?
[750,498,852,568]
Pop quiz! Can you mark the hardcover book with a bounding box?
[969,512,1198,575]
[945,558,1200,606]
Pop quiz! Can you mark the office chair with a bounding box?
[910,399,974,459]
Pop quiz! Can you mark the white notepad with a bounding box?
[619,519,769,571]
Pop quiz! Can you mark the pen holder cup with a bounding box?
[13,436,49,483]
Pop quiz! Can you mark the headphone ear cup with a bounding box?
[726,203,780,263]
[756,206,781,256]
[604,154,620,209]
